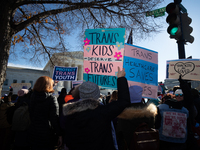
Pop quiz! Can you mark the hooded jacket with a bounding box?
[116,103,157,147]
[28,91,61,148]
[62,77,130,150]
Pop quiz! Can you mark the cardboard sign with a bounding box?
[167,59,200,81]
[123,44,158,99]
[83,28,125,89]
[11,83,31,94]
[52,66,77,81]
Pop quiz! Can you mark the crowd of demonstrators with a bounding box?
[1,71,200,150]
[116,85,157,150]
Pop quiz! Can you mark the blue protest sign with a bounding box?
[52,66,77,81]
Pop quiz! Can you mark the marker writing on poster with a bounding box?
[131,48,152,60]
[89,32,119,44]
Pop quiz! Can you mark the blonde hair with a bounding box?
[33,76,54,93]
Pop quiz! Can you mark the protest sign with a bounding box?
[72,80,83,88]
[11,83,31,94]
[123,44,158,99]
[83,28,125,89]
[167,59,200,81]
[52,66,77,81]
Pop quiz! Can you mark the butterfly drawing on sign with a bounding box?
[174,62,195,77]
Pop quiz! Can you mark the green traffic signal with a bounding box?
[170,27,178,35]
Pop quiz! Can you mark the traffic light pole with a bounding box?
[176,0,186,59]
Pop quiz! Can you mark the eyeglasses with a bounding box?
[175,94,183,97]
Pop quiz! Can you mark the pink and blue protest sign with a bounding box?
[123,44,158,99]
[83,28,125,89]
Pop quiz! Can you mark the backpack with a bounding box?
[11,102,31,131]
[129,123,159,150]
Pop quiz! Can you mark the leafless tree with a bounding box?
[0,0,164,96]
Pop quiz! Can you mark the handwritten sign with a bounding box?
[167,59,200,81]
[52,66,77,81]
[123,44,158,99]
[11,83,31,94]
[83,28,125,89]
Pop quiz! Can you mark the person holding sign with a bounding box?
[62,67,130,150]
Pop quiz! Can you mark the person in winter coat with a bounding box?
[176,76,199,149]
[29,76,62,150]
[62,67,130,150]
[191,88,200,123]
[13,88,32,150]
[116,85,157,150]
[0,96,15,150]
[155,91,189,150]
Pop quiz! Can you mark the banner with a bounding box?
[83,28,125,89]
[11,83,31,94]
[52,66,77,81]
[123,44,158,99]
[167,59,200,81]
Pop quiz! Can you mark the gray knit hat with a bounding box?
[79,81,100,100]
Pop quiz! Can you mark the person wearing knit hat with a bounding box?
[129,85,143,103]
[79,81,100,100]
[62,67,131,150]
[18,89,29,97]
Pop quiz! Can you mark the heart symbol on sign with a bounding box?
[174,62,195,77]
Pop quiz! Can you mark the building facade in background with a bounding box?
[2,51,84,96]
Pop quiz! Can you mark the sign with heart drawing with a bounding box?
[167,59,200,81]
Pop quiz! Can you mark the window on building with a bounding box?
[21,80,25,83]
[13,79,17,83]
[3,79,8,86]
[29,81,33,87]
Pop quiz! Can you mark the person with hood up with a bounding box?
[28,76,62,150]
[62,67,130,150]
[116,85,157,150]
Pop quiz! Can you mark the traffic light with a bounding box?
[166,3,182,40]
[181,13,194,43]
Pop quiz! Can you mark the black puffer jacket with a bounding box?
[29,91,61,148]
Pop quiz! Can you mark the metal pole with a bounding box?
[176,0,186,59]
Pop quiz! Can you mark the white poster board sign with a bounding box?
[11,83,31,94]
[167,59,200,81]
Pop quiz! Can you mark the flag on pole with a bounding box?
[127,29,133,44]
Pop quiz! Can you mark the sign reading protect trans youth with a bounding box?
[123,44,158,99]
[83,28,125,89]
[52,66,77,81]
